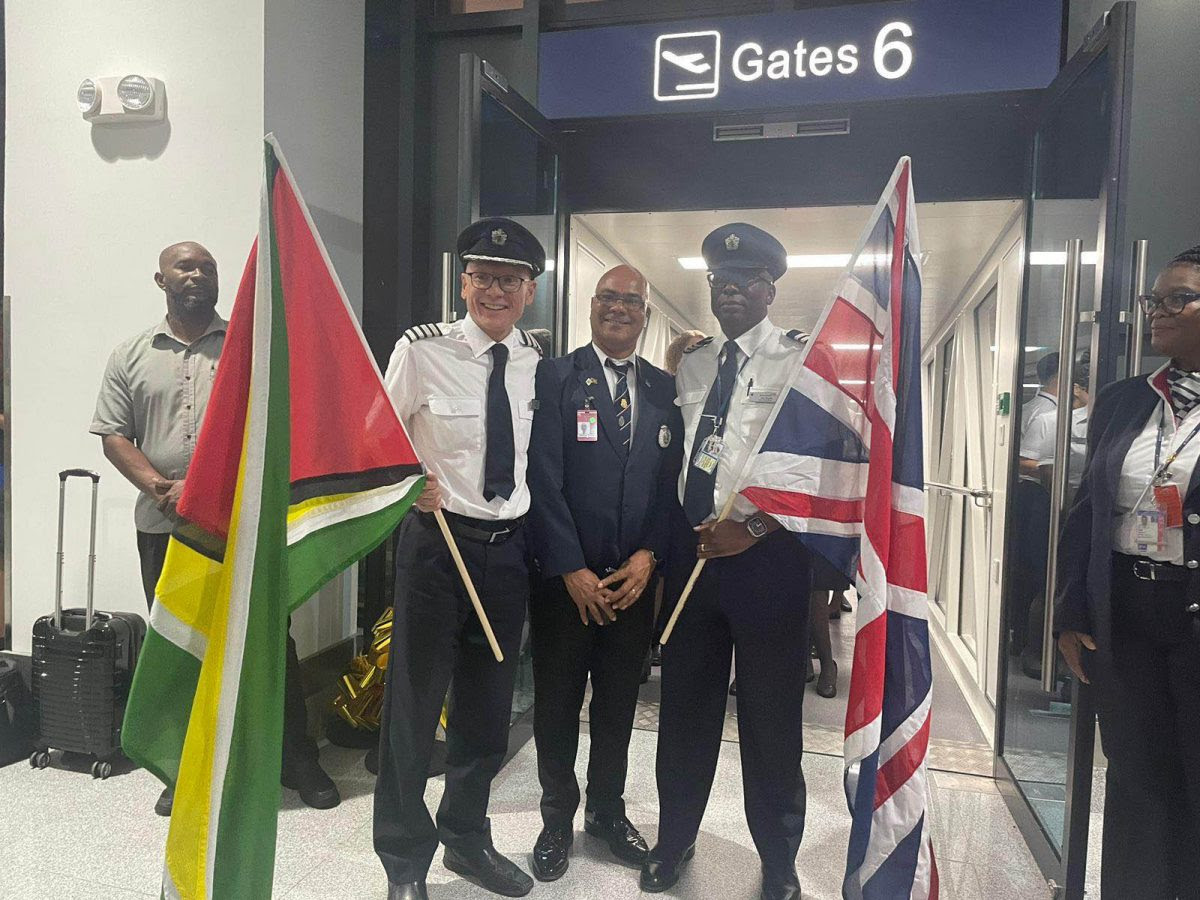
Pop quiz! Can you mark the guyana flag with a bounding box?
[122,135,424,899]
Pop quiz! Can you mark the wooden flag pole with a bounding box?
[433,509,504,662]
[659,492,739,646]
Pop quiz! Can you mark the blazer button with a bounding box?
[1189,560,1199,569]
[1190,513,1200,525]
[1189,603,1200,614]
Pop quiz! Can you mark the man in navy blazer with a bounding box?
[526,265,684,882]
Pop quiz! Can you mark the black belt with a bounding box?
[1116,552,1190,583]
[436,510,525,545]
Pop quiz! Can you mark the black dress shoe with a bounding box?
[281,762,341,810]
[583,809,649,865]
[639,844,695,893]
[443,844,533,897]
[387,881,429,900]
[154,787,174,817]
[816,659,837,699]
[531,825,572,882]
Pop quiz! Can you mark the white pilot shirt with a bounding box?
[675,316,803,523]
[383,316,539,521]
[592,343,639,435]
[1018,391,1057,483]
[1113,364,1200,564]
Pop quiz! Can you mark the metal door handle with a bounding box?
[925,481,993,508]
[1129,239,1149,376]
[1042,239,1084,692]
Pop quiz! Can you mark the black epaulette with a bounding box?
[517,329,544,357]
[400,322,449,344]
[683,336,714,354]
[786,329,809,345]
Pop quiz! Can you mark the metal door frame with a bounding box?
[455,53,570,354]
[993,4,1136,897]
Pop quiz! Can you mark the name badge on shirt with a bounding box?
[748,387,778,404]
[692,434,724,475]
[577,409,598,442]
[1134,506,1166,553]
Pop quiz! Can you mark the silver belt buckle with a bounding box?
[1133,559,1157,581]
[488,527,511,545]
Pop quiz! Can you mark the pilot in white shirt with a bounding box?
[373,217,544,900]
[645,223,809,900]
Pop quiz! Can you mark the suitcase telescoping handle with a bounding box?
[55,469,100,631]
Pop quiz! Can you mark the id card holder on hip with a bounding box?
[692,433,724,475]
[577,408,598,442]
[1134,505,1166,554]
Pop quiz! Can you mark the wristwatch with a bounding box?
[745,515,769,539]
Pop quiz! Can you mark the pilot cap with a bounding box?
[702,223,788,282]
[457,217,546,277]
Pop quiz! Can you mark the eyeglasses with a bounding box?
[593,291,646,310]
[466,272,533,293]
[706,272,773,292]
[1138,291,1200,316]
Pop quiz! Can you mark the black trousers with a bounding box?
[1088,560,1200,900]
[135,530,319,775]
[530,573,655,829]
[1010,480,1050,655]
[373,512,530,885]
[656,526,811,884]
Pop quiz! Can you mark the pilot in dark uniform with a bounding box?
[374,218,545,900]
[525,264,683,882]
[642,224,811,900]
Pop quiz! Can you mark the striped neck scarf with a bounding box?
[1166,366,1200,419]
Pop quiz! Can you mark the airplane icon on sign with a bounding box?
[660,51,712,75]
[654,31,721,101]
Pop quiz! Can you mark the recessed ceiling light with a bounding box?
[677,251,929,270]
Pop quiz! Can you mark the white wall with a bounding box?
[264,0,365,658]
[4,1,265,653]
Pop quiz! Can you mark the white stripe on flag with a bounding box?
[893,483,925,517]
[795,368,872,441]
[887,583,930,620]
[204,158,275,895]
[859,765,934,885]
[287,475,423,546]
[838,275,892,335]
[777,515,860,539]
[748,451,867,502]
[877,684,932,770]
[149,596,208,662]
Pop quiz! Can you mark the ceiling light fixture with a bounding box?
[678,251,930,270]
[1030,251,1099,266]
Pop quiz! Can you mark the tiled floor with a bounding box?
[0,730,1048,899]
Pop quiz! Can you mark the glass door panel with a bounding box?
[455,55,568,722]
[997,5,1134,894]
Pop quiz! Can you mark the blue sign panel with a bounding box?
[538,0,1062,119]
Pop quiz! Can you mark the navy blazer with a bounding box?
[1055,373,1200,649]
[527,345,684,578]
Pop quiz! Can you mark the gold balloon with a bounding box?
[332,607,393,730]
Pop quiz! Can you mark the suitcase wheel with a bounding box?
[30,750,51,769]
[90,760,112,780]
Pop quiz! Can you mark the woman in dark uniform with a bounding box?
[1056,245,1200,899]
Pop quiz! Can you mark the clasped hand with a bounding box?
[564,549,657,626]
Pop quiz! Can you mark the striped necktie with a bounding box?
[607,359,633,451]
[1167,367,1200,419]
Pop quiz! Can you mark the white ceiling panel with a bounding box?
[574,200,1021,347]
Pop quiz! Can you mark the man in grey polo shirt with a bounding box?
[91,241,338,816]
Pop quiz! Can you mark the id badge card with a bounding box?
[692,433,724,475]
[577,409,598,442]
[1134,506,1166,553]
[1153,483,1184,528]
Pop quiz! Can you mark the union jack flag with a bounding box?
[737,158,938,899]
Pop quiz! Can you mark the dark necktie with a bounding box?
[483,343,515,502]
[606,359,633,452]
[1167,367,1200,419]
[682,340,740,526]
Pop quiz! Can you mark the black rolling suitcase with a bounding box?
[29,469,146,779]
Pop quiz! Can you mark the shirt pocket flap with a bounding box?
[676,389,707,407]
[428,396,482,417]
